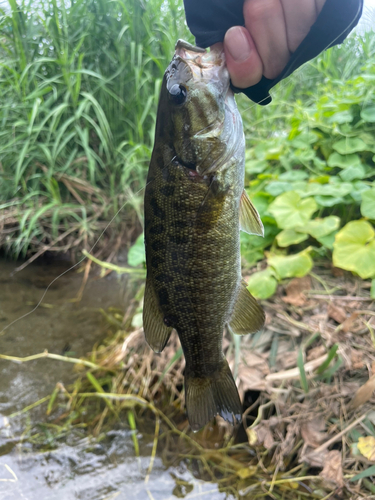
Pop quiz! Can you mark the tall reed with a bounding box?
[0,0,191,256]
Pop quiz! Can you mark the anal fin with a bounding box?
[229,281,265,335]
[143,276,172,353]
[240,189,264,236]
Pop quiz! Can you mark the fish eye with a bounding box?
[168,84,187,105]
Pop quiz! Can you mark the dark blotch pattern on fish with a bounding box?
[151,255,164,269]
[174,219,188,229]
[150,223,164,235]
[173,201,183,212]
[151,240,166,252]
[160,185,175,197]
[155,273,174,283]
[163,314,179,327]
[169,234,189,245]
[150,197,165,219]
[158,287,169,306]
[162,167,176,183]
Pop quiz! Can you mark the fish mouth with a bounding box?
[174,39,225,67]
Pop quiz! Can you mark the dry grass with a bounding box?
[1,261,373,497]
[9,262,371,499]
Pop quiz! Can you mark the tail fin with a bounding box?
[185,358,242,432]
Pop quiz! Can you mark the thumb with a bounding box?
[224,26,263,89]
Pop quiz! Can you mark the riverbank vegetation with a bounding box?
[5,266,375,498]
[1,0,375,299]
[0,0,190,258]
[1,0,375,498]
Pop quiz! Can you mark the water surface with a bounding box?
[0,258,229,500]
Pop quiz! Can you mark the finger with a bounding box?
[280,0,319,53]
[223,26,263,88]
[243,0,290,80]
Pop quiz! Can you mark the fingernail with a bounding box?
[225,27,251,62]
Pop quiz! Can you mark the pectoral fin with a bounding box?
[240,190,264,236]
[229,281,265,335]
[143,276,172,353]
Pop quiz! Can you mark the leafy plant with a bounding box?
[333,220,375,279]
[240,31,375,295]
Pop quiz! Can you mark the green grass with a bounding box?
[0,0,374,286]
[0,0,191,257]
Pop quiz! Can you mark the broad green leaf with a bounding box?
[316,231,338,250]
[268,250,313,279]
[361,105,375,123]
[333,221,375,279]
[314,195,345,207]
[241,222,279,266]
[311,175,330,185]
[268,191,317,229]
[319,182,353,197]
[292,181,309,193]
[328,110,353,124]
[254,141,283,160]
[327,152,361,169]
[265,145,284,160]
[351,181,371,203]
[290,131,318,148]
[279,154,293,170]
[339,164,366,181]
[265,181,291,197]
[276,229,308,247]
[128,233,145,267]
[298,182,352,199]
[361,188,375,219]
[293,148,315,161]
[278,170,308,182]
[241,248,264,267]
[246,159,268,174]
[300,216,340,239]
[313,157,327,170]
[333,137,368,154]
[247,268,278,300]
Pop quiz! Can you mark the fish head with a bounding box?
[161,40,243,175]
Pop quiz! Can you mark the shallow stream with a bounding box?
[0,258,228,500]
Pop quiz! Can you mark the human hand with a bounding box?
[216,0,327,88]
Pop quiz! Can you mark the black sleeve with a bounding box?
[183,0,364,105]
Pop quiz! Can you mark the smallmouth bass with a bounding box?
[143,40,265,431]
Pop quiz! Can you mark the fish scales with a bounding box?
[143,40,265,431]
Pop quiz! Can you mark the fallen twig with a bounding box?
[265,354,329,382]
[306,412,369,458]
